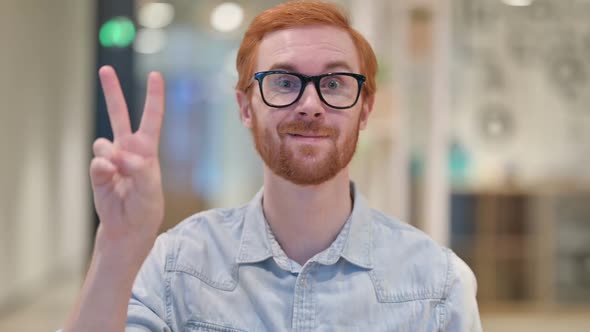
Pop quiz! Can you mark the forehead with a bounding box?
[255,25,360,74]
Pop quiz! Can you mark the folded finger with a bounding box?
[90,157,117,187]
[92,138,115,159]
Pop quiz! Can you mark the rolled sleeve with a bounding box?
[126,233,173,332]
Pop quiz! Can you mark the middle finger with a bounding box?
[99,65,132,139]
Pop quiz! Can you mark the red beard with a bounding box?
[251,112,360,186]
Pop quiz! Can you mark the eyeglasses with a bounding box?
[253,71,366,109]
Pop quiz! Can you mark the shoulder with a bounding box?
[369,208,447,266]
[149,205,249,290]
[368,209,471,303]
[167,204,249,243]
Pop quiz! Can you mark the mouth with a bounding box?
[286,133,331,143]
[288,133,329,138]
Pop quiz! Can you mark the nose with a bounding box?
[296,82,325,118]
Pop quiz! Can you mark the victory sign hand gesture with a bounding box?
[90,66,166,255]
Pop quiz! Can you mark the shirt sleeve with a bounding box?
[442,250,483,332]
[125,233,173,332]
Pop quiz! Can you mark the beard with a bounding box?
[251,111,360,186]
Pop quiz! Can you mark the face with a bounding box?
[237,25,374,186]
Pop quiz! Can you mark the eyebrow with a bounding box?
[268,61,354,73]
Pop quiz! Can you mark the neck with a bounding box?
[262,167,352,266]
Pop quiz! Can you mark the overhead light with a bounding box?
[138,2,175,29]
[99,17,136,48]
[501,0,535,6]
[134,29,167,54]
[210,2,244,32]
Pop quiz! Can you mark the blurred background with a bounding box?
[1,0,589,330]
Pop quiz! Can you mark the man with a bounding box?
[64,1,482,331]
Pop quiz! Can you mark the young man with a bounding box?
[64,1,481,331]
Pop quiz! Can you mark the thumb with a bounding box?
[112,149,146,177]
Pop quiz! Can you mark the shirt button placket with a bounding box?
[291,264,316,332]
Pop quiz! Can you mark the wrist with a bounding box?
[93,225,156,269]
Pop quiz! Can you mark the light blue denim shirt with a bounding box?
[127,184,482,331]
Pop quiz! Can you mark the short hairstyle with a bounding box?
[236,0,378,98]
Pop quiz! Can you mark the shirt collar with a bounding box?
[235,182,374,270]
[235,188,273,264]
[340,182,374,269]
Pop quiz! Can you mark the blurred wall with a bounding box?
[0,0,93,310]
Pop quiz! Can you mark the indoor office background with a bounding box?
[0,0,589,331]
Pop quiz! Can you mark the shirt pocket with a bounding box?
[184,320,247,332]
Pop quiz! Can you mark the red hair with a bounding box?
[236,0,378,98]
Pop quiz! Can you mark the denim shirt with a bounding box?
[127,184,482,332]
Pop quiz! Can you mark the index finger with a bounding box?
[99,65,132,139]
[138,71,166,142]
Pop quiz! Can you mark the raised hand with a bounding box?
[63,67,168,331]
[90,66,166,255]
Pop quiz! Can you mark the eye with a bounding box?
[271,74,299,90]
[326,80,340,89]
[321,76,347,90]
[278,79,293,88]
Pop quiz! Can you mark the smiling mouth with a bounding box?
[288,133,329,139]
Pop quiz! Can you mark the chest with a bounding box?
[168,263,442,332]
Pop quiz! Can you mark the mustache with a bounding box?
[278,120,338,137]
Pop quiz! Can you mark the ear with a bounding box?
[358,94,375,130]
[236,90,253,128]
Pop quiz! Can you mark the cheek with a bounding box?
[251,107,282,138]
[250,97,267,126]
[340,112,362,135]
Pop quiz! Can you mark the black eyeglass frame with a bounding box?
[253,70,366,109]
